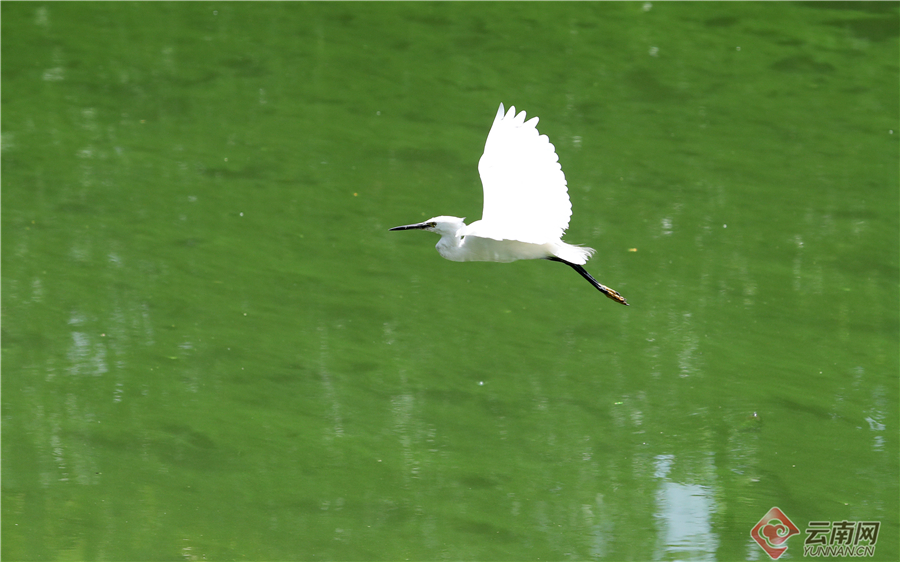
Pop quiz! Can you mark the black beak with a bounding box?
[389,222,430,231]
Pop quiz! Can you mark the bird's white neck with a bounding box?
[435,232,467,262]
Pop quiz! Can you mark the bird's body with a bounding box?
[391,104,628,305]
[420,215,588,264]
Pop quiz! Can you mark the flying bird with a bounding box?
[390,104,628,306]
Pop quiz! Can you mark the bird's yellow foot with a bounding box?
[602,286,628,306]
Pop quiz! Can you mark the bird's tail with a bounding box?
[552,242,595,265]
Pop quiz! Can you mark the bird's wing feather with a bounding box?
[475,103,573,244]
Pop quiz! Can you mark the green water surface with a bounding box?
[3,2,898,560]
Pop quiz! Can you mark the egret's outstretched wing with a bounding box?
[475,104,573,244]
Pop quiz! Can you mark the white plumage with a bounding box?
[475,104,572,245]
[390,103,628,305]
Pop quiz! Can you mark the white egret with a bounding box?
[390,103,628,306]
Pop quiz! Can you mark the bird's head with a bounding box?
[389,216,466,238]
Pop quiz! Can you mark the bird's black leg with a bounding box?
[546,257,629,305]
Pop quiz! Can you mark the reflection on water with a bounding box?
[318,326,345,444]
[653,454,718,561]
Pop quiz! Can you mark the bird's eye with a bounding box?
[427,222,436,227]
